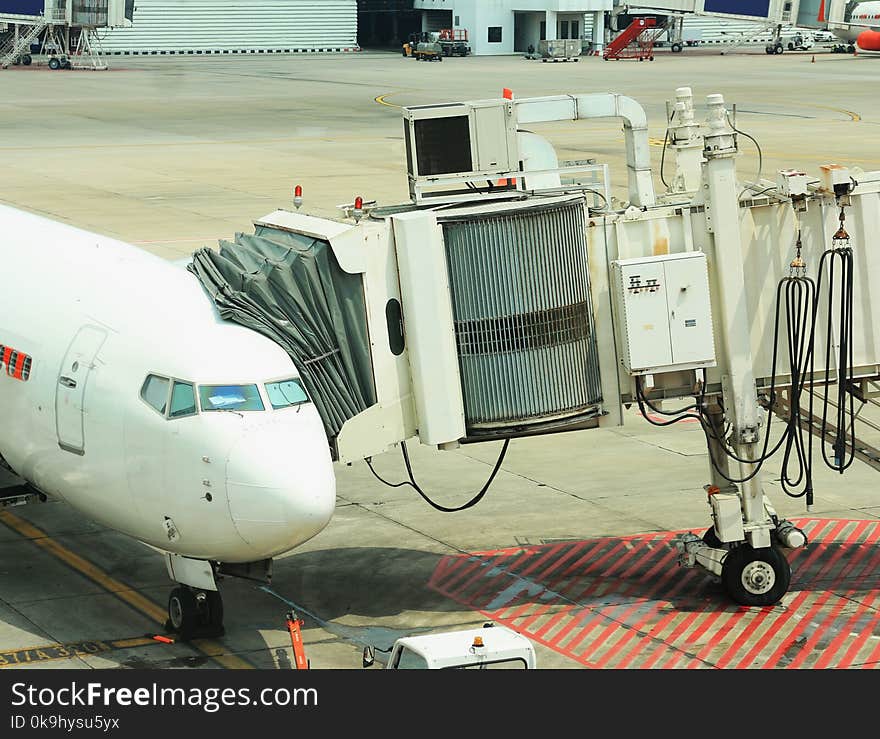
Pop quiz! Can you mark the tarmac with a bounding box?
[2,45,880,670]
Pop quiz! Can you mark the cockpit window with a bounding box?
[169,381,197,419]
[141,375,169,415]
[265,378,309,410]
[199,384,265,412]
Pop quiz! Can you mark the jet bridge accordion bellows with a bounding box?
[439,197,603,440]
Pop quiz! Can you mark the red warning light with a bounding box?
[354,196,364,210]
[295,185,303,197]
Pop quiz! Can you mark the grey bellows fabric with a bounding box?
[188,224,376,448]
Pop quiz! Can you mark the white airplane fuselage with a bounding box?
[828,1,880,47]
[0,204,336,565]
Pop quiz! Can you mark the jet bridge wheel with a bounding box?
[721,544,791,607]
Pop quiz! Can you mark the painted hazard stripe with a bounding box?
[429,518,880,669]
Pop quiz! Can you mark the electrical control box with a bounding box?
[776,169,808,199]
[819,163,853,198]
[612,251,716,375]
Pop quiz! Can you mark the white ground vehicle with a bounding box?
[363,624,536,669]
[784,30,815,50]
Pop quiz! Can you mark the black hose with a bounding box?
[816,245,856,473]
[365,439,510,513]
[659,109,675,190]
[634,274,818,496]
[777,275,817,500]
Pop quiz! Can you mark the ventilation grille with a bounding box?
[441,198,602,438]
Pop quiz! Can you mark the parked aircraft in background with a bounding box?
[806,0,880,52]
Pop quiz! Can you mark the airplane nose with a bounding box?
[225,417,336,559]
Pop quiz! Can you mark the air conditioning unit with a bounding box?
[403,99,520,203]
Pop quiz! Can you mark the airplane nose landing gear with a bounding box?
[166,586,225,640]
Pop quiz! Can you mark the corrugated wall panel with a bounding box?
[99,0,358,53]
[441,199,603,438]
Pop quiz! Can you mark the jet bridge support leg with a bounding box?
[675,93,807,606]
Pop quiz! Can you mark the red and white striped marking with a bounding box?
[0,344,32,382]
[428,519,880,668]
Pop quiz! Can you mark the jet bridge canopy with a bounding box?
[188,224,377,448]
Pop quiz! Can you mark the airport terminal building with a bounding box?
[415,0,613,55]
[1,1,784,57]
[98,0,359,55]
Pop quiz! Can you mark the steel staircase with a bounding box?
[0,18,49,69]
[603,17,658,60]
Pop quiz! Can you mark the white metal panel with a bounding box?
[711,493,746,542]
[615,258,673,373]
[99,0,358,54]
[391,210,466,447]
[56,324,107,455]
[666,254,715,366]
[472,105,510,171]
[614,252,715,375]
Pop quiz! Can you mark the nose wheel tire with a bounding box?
[722,544,791,606]
[167,586,199,640]
[204,590,225,632]
[167,586,225,640]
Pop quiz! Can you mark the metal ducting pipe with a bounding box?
[514,93,655,208]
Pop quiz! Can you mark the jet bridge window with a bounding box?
[199,384,265,412]
[265,378,309,410]
[141,375,169,415]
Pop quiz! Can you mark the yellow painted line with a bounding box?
[191,639,254,670]
[739,99,862,123]
[0,511,253,669]
[0,640,112,668]
[375,92,403,109]
[811,104,861,122]
[111,637,157,649]
[0,636,156,668]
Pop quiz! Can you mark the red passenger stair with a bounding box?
[603,17,661,61]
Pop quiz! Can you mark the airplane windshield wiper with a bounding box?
[214,408,244,417]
